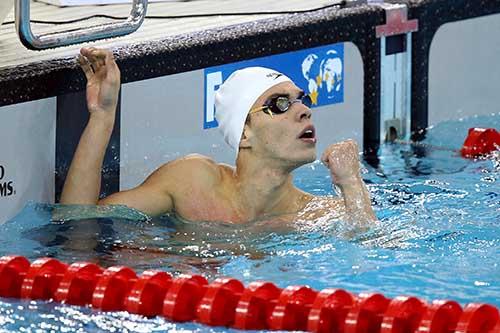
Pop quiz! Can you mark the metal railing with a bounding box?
[15,0,148,50]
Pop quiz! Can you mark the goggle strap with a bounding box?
[265,108,274,118]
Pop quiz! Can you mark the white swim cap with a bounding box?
[215,67,292,154]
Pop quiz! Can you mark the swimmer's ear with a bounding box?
[239,123,253,149]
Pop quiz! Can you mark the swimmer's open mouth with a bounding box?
[298,125,316,142]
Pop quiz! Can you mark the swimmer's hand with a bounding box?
[321,139,361,185]
[78,47,120,122]
[321,140,378,229]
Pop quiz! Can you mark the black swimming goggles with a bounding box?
[249,92,313,118]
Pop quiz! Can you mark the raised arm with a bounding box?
[59,47,174,216]
[321,140,378,229]
[59,47,222,217]
[60,47,120,205]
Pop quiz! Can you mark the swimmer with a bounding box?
[60,47,377,230]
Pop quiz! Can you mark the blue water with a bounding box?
[0,115,498,332]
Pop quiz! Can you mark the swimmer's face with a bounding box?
[242,81,317,167]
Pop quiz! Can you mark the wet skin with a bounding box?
[61,47,377,230]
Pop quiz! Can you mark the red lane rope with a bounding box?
[0,255,498,332]
[390,127,500,158]
[384,127,500,159]
[460,128,500,158]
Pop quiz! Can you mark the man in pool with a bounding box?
[60,47,377,229]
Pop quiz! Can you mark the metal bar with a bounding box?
[15,0,148,50]
[370,2,418,143]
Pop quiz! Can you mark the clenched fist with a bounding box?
[321,139,362,186]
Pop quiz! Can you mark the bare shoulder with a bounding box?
[145,154,223,187]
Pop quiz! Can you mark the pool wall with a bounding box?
[0,0,499,223]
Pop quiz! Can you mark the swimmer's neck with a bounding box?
[233,154,311,218]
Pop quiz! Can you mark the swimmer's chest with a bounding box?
[171,185,243,223]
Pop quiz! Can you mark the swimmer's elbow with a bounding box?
[97,198,109,206]
[97,188,174,218]
[97,192,127,206]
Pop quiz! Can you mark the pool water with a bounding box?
[0,114,498,332]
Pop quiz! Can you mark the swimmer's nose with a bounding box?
[297,104,312,121]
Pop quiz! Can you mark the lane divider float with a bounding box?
[0,255,499,332]
[461,128,500,158]
[391,127,500,159]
